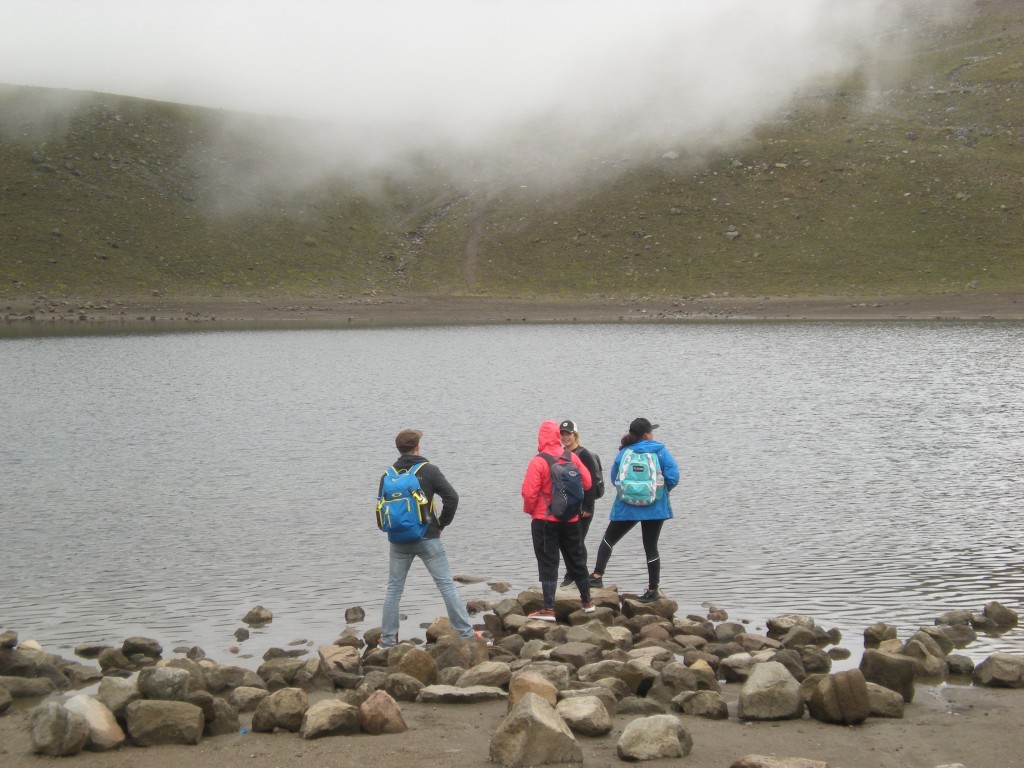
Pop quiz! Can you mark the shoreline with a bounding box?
[2,292,1023,333]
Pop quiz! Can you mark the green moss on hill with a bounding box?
[1,0,1021,302]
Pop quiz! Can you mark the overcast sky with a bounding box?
[0,0,964,186]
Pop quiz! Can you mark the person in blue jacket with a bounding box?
[588,417,680,603]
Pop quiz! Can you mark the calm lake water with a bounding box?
[2,321,1022,670]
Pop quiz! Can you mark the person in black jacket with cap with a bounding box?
[557,419,602,587]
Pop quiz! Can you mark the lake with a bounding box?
[1,320,1022,669]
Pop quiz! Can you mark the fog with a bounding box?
[1,0,965,190]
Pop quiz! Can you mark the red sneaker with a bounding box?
[528,608,556,622]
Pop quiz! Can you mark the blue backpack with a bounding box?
[539,451,585,520]
[616,448,664,506]
[376,462,432,543]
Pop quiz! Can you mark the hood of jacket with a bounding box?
[625,438,665,453]
[536,420,564,456]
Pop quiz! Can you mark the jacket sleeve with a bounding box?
[660,448,680,492]
[426,465,459,527]
[521,456,546,513]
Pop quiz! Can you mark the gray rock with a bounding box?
[864,626,897,651]
[0,675,57,698]
[674,690,730,719]
[616,714,693,760]
[720,652,758,683]
[0,684,11,715]
[766,614,815,638]
[30,701,90,756]
[229,685,270,711]
[243,605,273,624]
[729,756,829,768]
[806,669,871,725]
[138,666,190,701]
[251,687,309,733]
[738,661,804,721]
[63,694,125,751]
[383,672,425,701]
[972,653,1024,688]
[300,699,360,739]
[125,700,204,746]
[983,601,1019,627]
[123,636,162,659]
[359,689,407,734]
[555,695,612,736]
[95,676,140,719]
[865,681,905,718]
[859,648,917,703]
[204,697,240,736]
[458,660,511,688]
[549,641,602,668]
[344,606,366,623]
[558,686,617,717]
[489,692,581,767]
[946,654,975,676]
[418,684,507,703]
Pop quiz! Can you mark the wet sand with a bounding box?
[2,291,1023,332]
[2,676,1022,768]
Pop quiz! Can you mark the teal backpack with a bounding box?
[616,448,664,506]
[376,462,433,543]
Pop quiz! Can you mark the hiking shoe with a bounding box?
[636,588,662,603]
[560,575,574,588]
[528,608,557,622]
[588,574,603,588]
[474,630,492,645]
[581,601,596,613]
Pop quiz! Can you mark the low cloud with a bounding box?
[1,0,966,192]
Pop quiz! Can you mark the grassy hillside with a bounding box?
[1,0,1021,303]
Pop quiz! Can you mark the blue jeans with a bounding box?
[380,537,474,647]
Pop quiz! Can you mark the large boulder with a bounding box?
[458,660,512,688]
[251,687,309,733]
[395,646,438,685]
[859,649,916,703]
[30,701,90,756]
[555,695,612,736]
[738,662,804,721]
[973,654,1024,688]
[124,700,204,746]
[490,692,582,767]
[616,714,693,761]
[300,699,361,739]
[138,666,191,701]
[359,689,407,734]
[62,694,125,751]
[806,669,871,725]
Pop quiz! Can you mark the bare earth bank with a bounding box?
[3,292,1023,332]
[1,681,1021,768]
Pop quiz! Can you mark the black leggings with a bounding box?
[592,519,664,589]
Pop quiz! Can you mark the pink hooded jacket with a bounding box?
[521,420,593,522]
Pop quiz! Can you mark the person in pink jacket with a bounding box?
[521,420,596,620]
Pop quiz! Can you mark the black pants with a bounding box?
[593,519,664,589]
[561,512,594,576]
[531,519,591,602]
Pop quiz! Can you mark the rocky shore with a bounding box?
[2,291,1024,332]
[2,587,1022,768]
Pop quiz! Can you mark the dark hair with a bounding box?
[620,432,641,449]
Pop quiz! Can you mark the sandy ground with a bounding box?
[2,291,1023,332]
[2,678,1022,768]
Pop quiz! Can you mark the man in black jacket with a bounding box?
[379,428,477,648]
[558,420,602,587]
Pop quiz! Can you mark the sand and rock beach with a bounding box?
[2,588,1022,768]
[3,292,1024,332]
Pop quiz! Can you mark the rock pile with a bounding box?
[0,594,1021,764]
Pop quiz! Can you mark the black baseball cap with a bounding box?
[629,417,659,436]
[559,420,578,433]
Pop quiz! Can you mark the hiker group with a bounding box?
[374,417,680,643]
